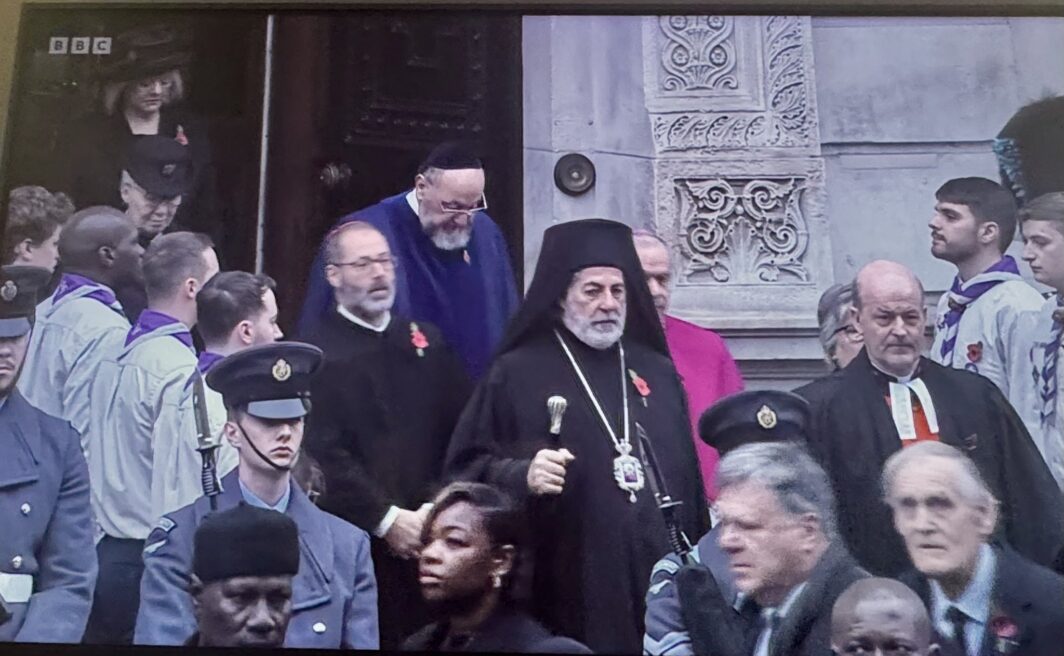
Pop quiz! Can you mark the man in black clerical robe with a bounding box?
[796,260,1064,578]
[444,218,710,655]
[301,221,471,649]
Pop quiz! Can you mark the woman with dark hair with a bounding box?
[403,482,591,654]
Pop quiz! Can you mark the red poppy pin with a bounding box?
[410,322,428,357]
[989,614,1021,655]
[967,341,983,363]
[628,369,651,406]
[175,125,189,146]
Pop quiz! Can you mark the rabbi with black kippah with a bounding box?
[297,141,519,380]
[134,341,379,649]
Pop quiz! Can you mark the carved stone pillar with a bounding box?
[644,16,833,387]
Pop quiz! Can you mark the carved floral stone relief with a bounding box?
[675,176,811,285]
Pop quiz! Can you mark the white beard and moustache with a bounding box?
[427,225,473,251]
[343,284,395,319]
[562,306,626,350]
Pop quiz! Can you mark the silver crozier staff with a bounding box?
[192,370,222,511]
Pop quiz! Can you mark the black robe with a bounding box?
[444,329,710,654]
[795,349,1064,577]
[302,309,471,648]
[401,604,592,654]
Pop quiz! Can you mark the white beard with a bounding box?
[427,226,473,251]
[562,309,625,350]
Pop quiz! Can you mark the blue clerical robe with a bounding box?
[298,192,519,380]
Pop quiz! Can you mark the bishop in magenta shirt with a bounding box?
[665,315,744,500]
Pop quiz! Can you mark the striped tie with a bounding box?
[1040,297,1064,428]
[939,295,970,363]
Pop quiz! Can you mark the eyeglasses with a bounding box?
[832,324,863,341]
[328,255,398,273]
[434,195,488,218]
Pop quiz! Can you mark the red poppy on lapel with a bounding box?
[175,125,189,146]
[628,369,650,406]
[967,341,983,363]
[410,322,428,357]
[989,613,1021,655]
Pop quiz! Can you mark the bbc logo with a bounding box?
[48,36,112,55]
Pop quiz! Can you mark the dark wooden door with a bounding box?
[264,12,523,331]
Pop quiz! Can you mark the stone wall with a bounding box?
[523,15,1064,389]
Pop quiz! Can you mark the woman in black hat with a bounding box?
[403,482,589,654]
[55,23,216,244]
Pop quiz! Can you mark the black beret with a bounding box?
[206,342,322,419]
[418,141,483,174]
[123,135,192,198]
[0,266,53,338]
[698,390,810,455]
[192,504,299,584]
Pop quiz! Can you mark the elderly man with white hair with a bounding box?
[885,441,1064,656]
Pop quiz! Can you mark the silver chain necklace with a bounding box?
[555,329,645,502]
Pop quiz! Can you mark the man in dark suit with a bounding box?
[656,440,868,656]
[885,441,1064,656]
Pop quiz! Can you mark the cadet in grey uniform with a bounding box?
[134,341,379,649]
[0,265,97,643]
[643,390,812,656]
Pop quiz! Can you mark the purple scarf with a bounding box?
[53,273,123,313]
[125,309,194,350]
[938,256,1021,362]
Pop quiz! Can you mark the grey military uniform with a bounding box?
[134,470,379,649]
[0,391,97,643]
[643,527,736,656]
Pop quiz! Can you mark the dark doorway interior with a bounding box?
[264,12,524,330]
[1,9,267,274]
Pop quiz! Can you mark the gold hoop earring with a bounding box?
[492,573,502,589]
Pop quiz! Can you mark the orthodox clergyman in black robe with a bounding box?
[302,221,472,648]
[796,260,1064,578]
[444,219,710,654]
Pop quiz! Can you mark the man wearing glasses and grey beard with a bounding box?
[298,141,518,381]
[301,220,472,649]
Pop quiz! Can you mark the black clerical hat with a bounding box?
[496,218,667,356]
[206,342,322,419]
[193,504,299,584]
[698,390,810,455]
[418,141,483,173]
[123,135,192,199]
[0,265,53,338]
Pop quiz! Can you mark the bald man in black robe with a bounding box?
[444,219,709,654]
[796,260,1064,577]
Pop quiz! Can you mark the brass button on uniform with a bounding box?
[11,555,23,570]
[312,622,326,634]
[20,503,30,515]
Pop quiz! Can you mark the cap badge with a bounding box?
[0,281,17,303]
[272,358,292,382]
[161,163,176,177]
[756,404,778,430]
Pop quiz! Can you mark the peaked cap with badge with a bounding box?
[123,135,193,199]
[698,389,811,455]
[0,265,54,338]
[206,342,323,420]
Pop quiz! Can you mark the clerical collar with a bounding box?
[337,303,391,333]
[869,356,920,383]
[406,189,420,215]
[238,478,291,513]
